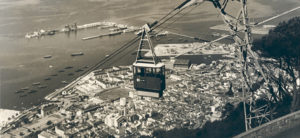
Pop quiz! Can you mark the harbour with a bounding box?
[25,21,140,39]
[0,0,299,111]
[0,0,164,110]
[1,0,300,138]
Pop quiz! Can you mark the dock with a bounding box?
[82,31,122,40]
[82,34,105,40]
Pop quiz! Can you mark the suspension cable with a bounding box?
[155,3,200,34]
[81,36,140,74]
[87,1,201,70]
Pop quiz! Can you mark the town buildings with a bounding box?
[1,42,274,137]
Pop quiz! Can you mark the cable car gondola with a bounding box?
[133,24,166,97]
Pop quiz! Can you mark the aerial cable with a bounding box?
[156,3,200,33]
[156,8,178,24]
[152,6,190,31]
[82,36,140,73]
[254,6,300,26]
[92,36,140,69]
[149,0,194,31]
[154,0,194,25]
[85,1,195,71]
[154,4,205,41]
[87,1,300,72]
[169,5,300,58]
[158,4,211,42]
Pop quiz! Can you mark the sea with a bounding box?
[0,0,299,110]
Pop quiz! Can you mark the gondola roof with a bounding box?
[133,62,164,68]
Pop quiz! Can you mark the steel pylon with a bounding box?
[209,0,274,131]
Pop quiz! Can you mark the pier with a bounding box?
[81,34,110,40]
[82,31,122,40]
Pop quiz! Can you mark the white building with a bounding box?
[38,131,58,138]
[120,97,127,106]
[105,113,126,128]
[55,126,69,138]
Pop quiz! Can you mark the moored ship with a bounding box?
[28,90,38,93]
[32,82,41,86]
[71,52,84,56]
[21,87,29,91]
[15,90,25,94]
[108,31,122,36]
[43,55,52,59]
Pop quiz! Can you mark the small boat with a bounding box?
[44,77,51,81]
[58,70,65,73]
[28,90,37,93]
[32,82,41,86]
[21,87,29,90]
[15,90,25,94]
[65,66,73,69]
[75,69,84,72]
[43,55,52,59]
[105,55,110,58]
[71,52,84,56]
[38,85,47,89]
[61,81,68,84]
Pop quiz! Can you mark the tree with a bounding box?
[253,16,300,112]
[151,103,246,138]
[46,120,52,125]
[151,111,163,120]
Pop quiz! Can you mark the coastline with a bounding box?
[1,0,300,137]
[1,0,299,110]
